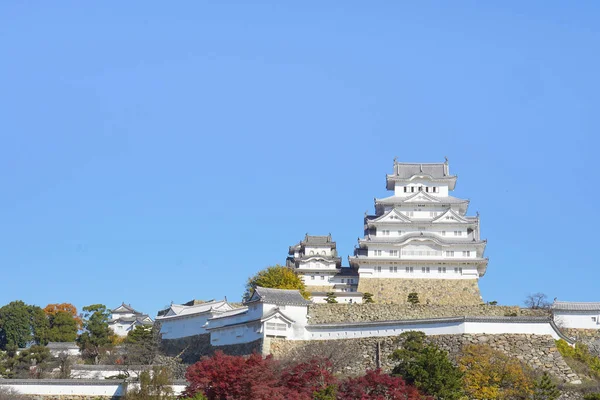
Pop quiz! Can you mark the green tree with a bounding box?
[325,292,338,304]
[0,301,49,350]
[362,293,375,304]
[391,331,464,400]
[313,385,337,400]
[532,372,560,400]
[407,292,420,305]
[124,325,159,366]
[47,311,78,342]
[126,366,174,400]
[77,304,113,364]
[245,265,309,300]
[0,345,51,378]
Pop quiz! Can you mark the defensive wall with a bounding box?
[268,333,580,384]
[307,303,549,324]
[357,278,484,305]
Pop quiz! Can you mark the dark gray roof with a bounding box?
[246,287,312,306]
[552,301,600,311]
[337,267,359,276]
[358,231,486,246]
[396,163,449,178]
[111,303,139,314]
[109,315,153,325]
[289,234,337,254]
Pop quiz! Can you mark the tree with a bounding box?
[124,325,159,366]
[325,292,338,304]
[44,303,82,329]
[184,351,287,400]
[524,293,550,309]
[337,369,423,400]
[363,292,375,304]
[407,292,420,305]
[245,265,309,300]
[391,331,464,400]
[77,304,113,364]
[459,344,534,400]
[0,344,51,378]
[532,372,560,400]
[125,366,174,400]
[280,358,337,398]
[0,301,49,350]
[47,311,78,342]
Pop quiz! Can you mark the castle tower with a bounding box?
[287,234,361,303]
[349,159,488,305]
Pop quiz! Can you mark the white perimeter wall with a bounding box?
[305,320,564,341]
[0,381,187,397]
[159,313,212,339]
[554,311,600,329]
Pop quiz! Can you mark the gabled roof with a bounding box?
[375,192,468,206]
[369,208,412,223]
[386,160,457,190]
[261,307,295,324]
[156,299,232,320]
[431,209,471,224]
[245,287,312,306]
[359,231,486,247]
[552,301,600,311]
[111,303,140,314]
[289,234,336,254]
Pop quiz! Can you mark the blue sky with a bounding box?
[0,2,598,317]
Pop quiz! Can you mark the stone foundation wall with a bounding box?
[161,334,262,364]
[357,278,483,305]
[268,333,579,383]
[308,303,549,324]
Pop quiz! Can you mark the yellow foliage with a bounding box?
[246,265,310,299]
[459,344,534,400]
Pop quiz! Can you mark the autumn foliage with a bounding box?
[184,351,423,400]
[43,303,82,329]
[459,344,534,400]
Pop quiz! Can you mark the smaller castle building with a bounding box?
[109,303,153,337]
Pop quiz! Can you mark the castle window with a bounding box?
[421,267,430,273]
[405,267,414,273]
[382,230,390,236]
[454,267,463,274]
[404,187,408,193]
[389,266,398,273]
[397,230,402,235]
[433,187,437,193]
[593,317,597,322]
[341,279,345,283]
[425,187,429,192]
[446,251,454,257]
[374,250,382,256]
[418,186,423,191]
[438,267,447,273]
[376,266,382,273]
[389,250,398,257]
[411,187,415,193]
[310,251,314,255]
[349,279,354,284]
[454,231,461,236]
[441,231,446,236]
[320,275,325,280]
[311,275,315,280]
[462,251,471,257]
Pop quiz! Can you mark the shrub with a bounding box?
[337,369,422,400]
[407,292,420,305]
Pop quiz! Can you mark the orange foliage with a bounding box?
[44,303,82,328]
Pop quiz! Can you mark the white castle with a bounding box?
[287,158,488,304]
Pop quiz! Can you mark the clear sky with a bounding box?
[1,2,598,317]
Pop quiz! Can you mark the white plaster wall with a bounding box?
[304,247,332,256]
[159,313,212,339]
[553,311,600,329]
[0,383,125,397]
[210,321,262,346]
[307,321,464,340]
[394,183,449,197]
[464,321,562,340]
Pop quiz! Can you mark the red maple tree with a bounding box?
[337,369,424,400]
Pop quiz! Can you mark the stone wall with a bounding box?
[268,333,580,383]
[308,303,549,324]
[161,334,262,364]
[357,278,483,305]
